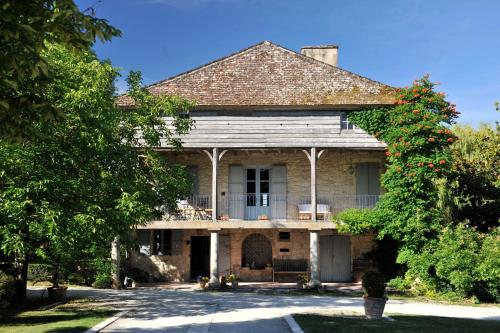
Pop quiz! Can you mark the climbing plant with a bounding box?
[339,76,458,248]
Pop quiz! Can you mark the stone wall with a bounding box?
[128,228,377,282]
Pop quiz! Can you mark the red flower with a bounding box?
[428,137,435,142]
[439,159,446,165]
[385,151,392,156]
[447,138,454,142]
[418,162,424,167]
[412,109,420,114]
[428,163,434,168]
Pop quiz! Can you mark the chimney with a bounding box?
[300,45,338,67]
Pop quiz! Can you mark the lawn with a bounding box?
[0,298,116,333]
[293,313,500,333]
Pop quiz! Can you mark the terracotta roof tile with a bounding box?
[116,41,395,108]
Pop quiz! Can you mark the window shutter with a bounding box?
[171,230,183,255]
[368,164,380,195]
[271,165,287,220]
[137,230,151,256]
[356,164,369,195]
[187,166,199,195]
[229,165,244,219]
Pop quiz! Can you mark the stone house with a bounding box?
[117,41,394,285]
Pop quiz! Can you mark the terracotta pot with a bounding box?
[363,297,386,319]
[47,286,68,302]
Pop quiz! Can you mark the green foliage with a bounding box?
[439,124,500,231]
[387,277,411,290]
[348,76,458,250]
[336,208,377,234]
[0,0,121,140]
[362,270,386,298]
[0,45,193,296]
[0,271,15,315]
[92,274,112,289]
[27,264,52,284]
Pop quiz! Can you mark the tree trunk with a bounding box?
[14,257,28,301]
[111,236,121,289]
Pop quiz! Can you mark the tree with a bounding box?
[0,0,121,140]
[440,124,500,231]
[0,44,193,298]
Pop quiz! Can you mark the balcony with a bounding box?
[162,194,380,222]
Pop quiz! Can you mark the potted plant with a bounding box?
[227,274,239,288]
[197,276,209,289]
[297,274,308,290]
[47,261,68,302]
[362,270,387,319]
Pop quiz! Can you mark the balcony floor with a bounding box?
[137,219,339,230]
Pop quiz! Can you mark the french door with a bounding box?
[245,167,270,220]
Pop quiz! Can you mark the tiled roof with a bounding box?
[116,41,395,108]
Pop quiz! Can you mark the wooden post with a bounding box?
[311,147,317,222]
[212,147,219,221]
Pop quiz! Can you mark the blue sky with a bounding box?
[77,0,500,125]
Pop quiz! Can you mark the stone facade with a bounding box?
[163,148,384,219]
[129,228,377,282]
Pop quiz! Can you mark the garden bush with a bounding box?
[0,271,15,316]
[92,273,112,289]
[362,270,386,298]
[387,277,411,290]
[27,264,52,283]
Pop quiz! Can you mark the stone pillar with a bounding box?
[212,148,219,221]
[208,230,220,287]
[310,147,317,221]
[309,230,322,288]
[111,235,122,289]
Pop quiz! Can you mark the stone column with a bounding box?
[208,230,220,287]
[111,235,122,289]
[212,147,219,221]
[309,230,322,288]
[310,147,317,221]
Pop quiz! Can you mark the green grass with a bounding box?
[0,298,116,333]
[294,313,500,333]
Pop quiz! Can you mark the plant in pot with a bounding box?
[47,260,68,302]
[227,274,239,288]
[297,274,308,290]
[362,270,387,319]
[197,276,209,289]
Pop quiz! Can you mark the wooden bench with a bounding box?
[272,258,309,282]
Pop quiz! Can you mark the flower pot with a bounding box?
[47,286,68,302]
[231,281,238,288]
[363,297,387,319]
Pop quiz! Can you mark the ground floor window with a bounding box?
[153,230,172,255]
[242,233,272,269]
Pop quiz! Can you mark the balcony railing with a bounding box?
[162,194,380,222]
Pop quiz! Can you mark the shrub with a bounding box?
[362,270,386,298]
[27,264,52,284]
[92,274,112,289]
[387,277,411,290]
[0,271,15,315]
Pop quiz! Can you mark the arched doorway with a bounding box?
[241,233,272,270]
